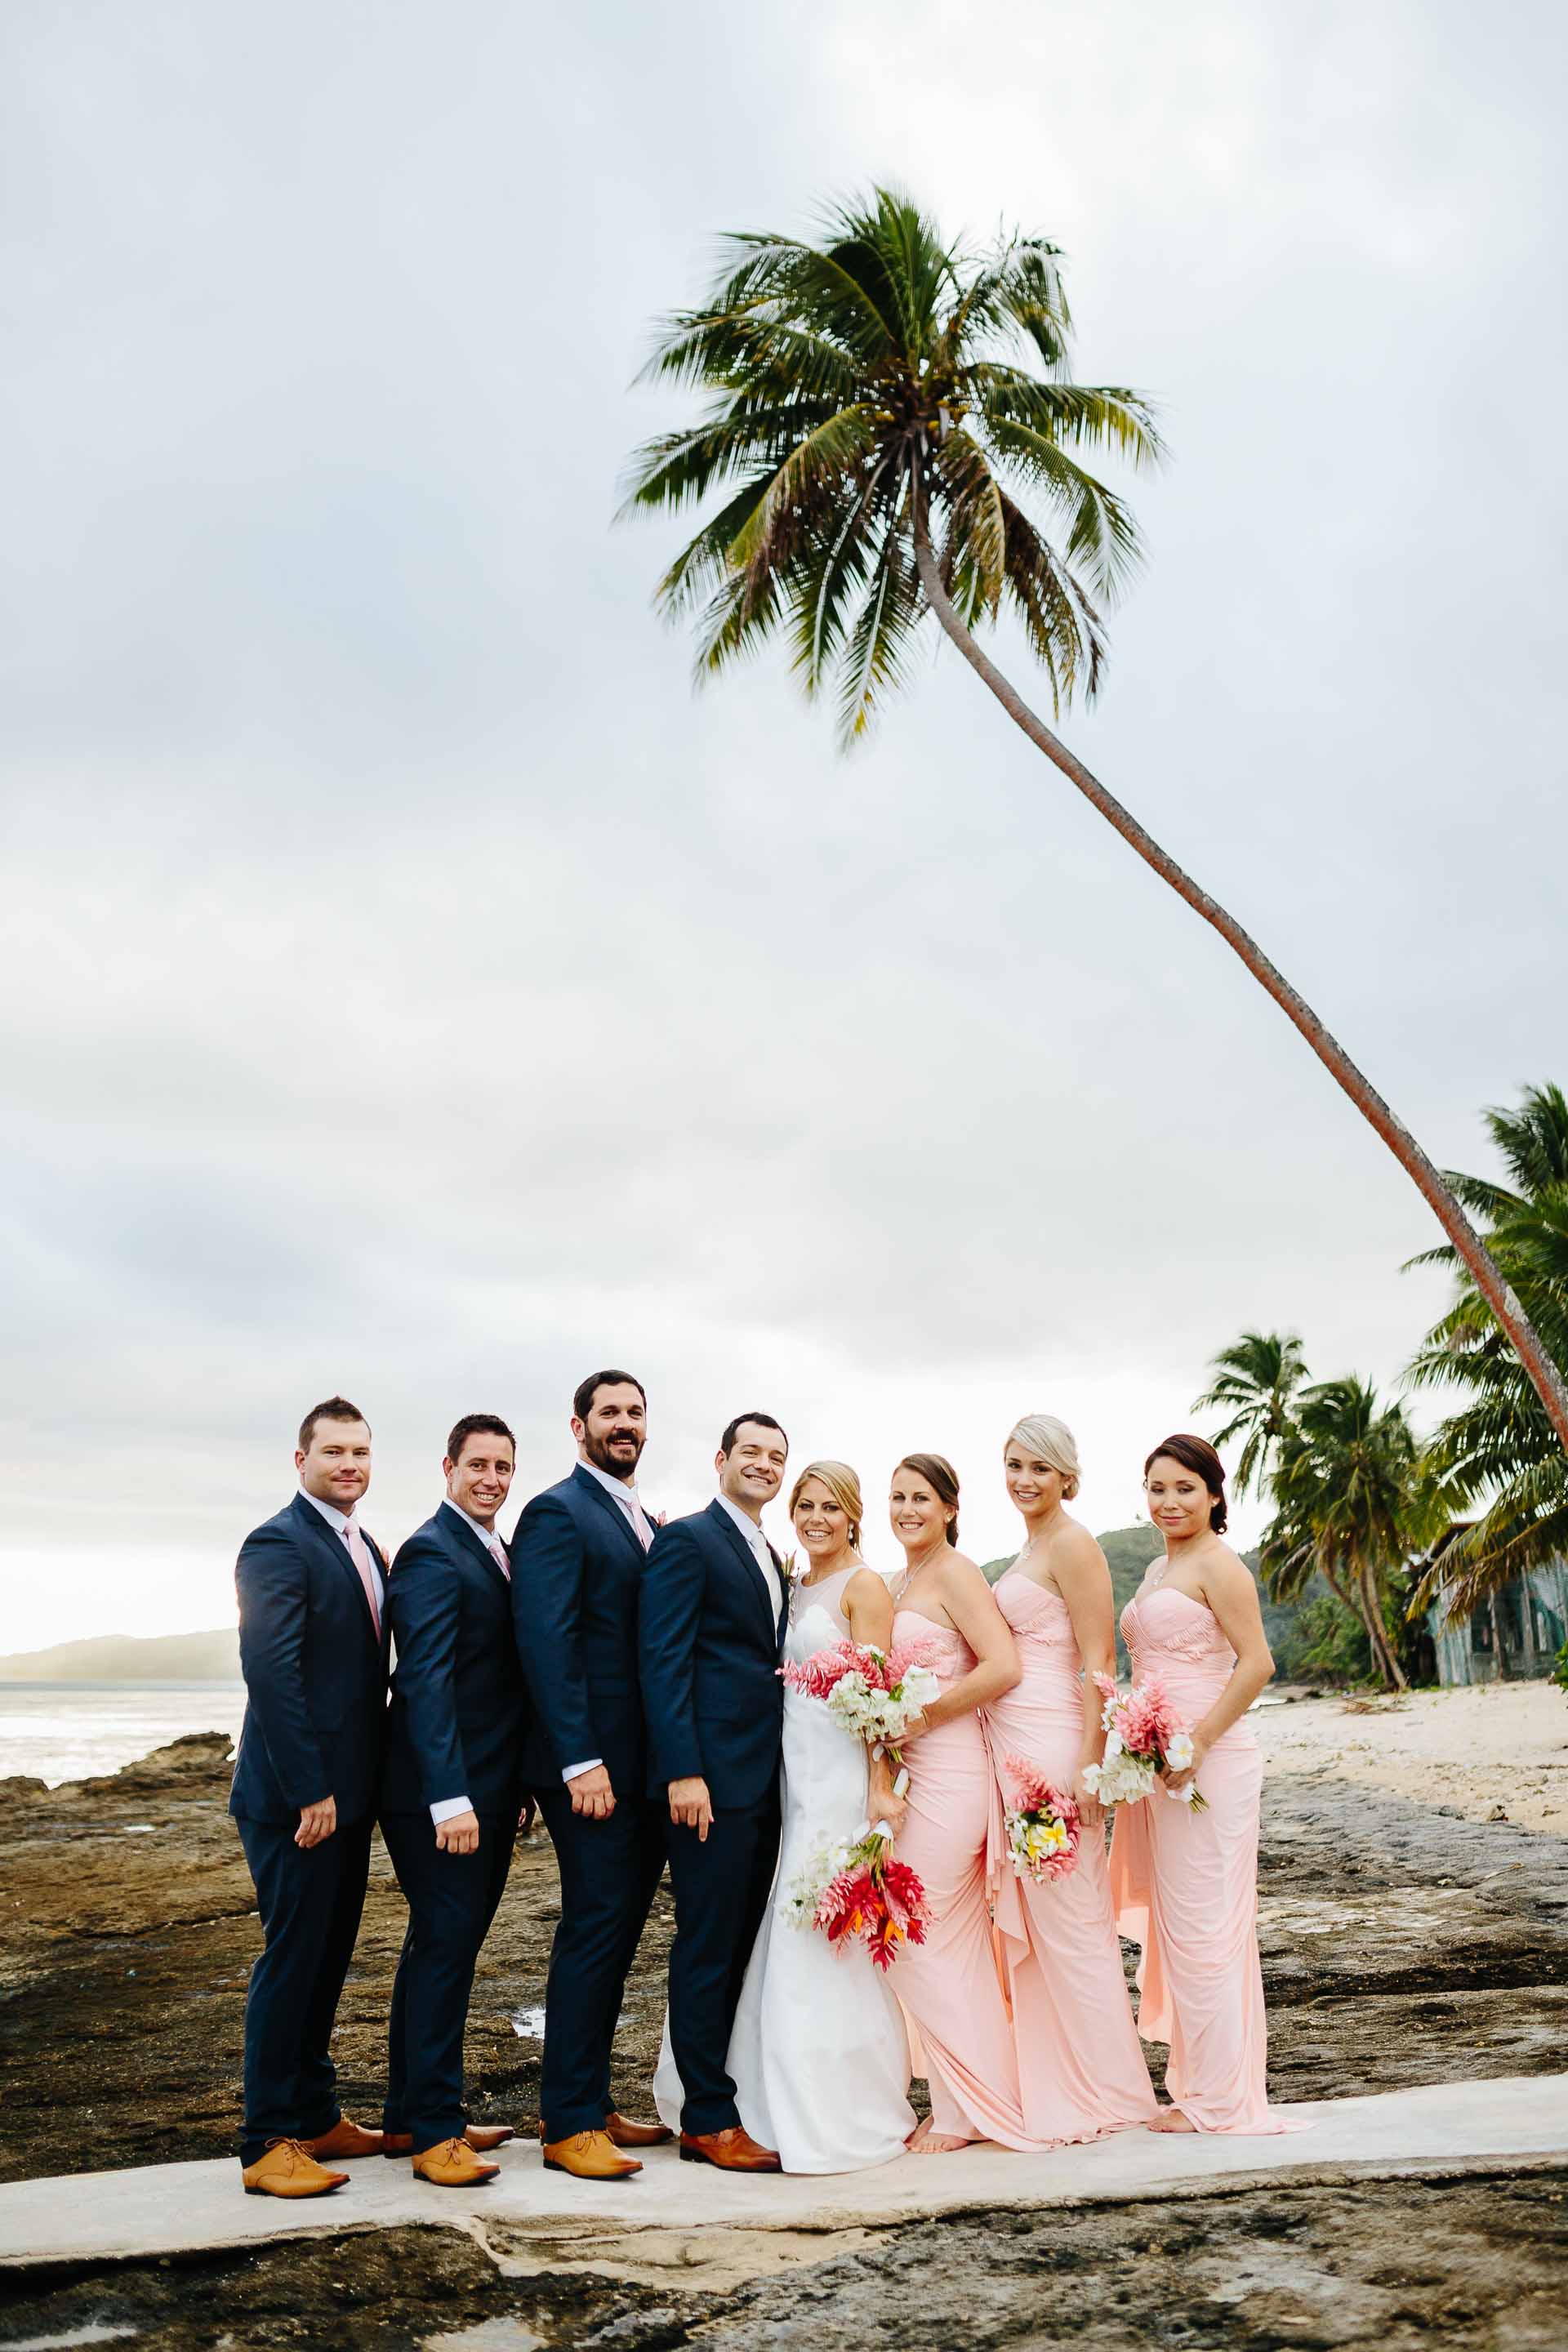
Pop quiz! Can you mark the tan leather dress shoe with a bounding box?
[541,2128,642,2180]
[605,2110,674,2149]
[306,2116,385,2160]
[382,2122,516,2158]
[242,2138,349,2198]
[412,2136,501,2187]
[679,2125,781,2172]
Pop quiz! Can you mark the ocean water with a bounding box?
[0,1682,246,1786]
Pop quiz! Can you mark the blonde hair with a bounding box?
[1005,1414,1081,1502]
[788,1459,863,1551]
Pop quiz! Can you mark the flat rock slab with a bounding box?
[4,2074,1566,2272]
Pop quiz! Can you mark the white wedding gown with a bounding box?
[653,1563,916,2172]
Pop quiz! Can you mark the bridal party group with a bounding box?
[225,1370,1295,2201]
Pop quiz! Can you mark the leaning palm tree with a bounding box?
[1263,1378,1439,1689]
[621,186,1568,1453]
[1408,1087,1568,1618]
[1194,1330,1308,1500]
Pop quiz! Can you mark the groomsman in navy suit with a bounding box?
[512,1370,671,2181]
[639,1412,790,2172]
[229,1397,392,2198]
[379,1414,530,2188]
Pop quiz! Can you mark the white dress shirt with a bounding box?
[715,1490,782,1626]
[556,1459,657,1786]
[426,1499,510,1827]
[579,1457,657,1549]
[299,1487,385,1616]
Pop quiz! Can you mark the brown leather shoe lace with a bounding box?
[430,2138,467,2165]
[262,2138,317,2173]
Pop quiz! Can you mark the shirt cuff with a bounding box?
[561,1758,604,1783]
[430,1795,474,1824]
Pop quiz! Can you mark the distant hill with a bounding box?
[0,1628,240,1682]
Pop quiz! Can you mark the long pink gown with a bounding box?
[1109,1586,1300,2134]
[982,1573,1156,2144]
[890,1609,1031,2148]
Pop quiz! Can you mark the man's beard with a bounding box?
[586,1427,644,1478]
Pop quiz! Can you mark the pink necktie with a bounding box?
[488,1534,510,1583]
[345,1520,381,1638]
[626,1494,655,1551]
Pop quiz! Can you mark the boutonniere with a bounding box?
[780,1550,803,1584]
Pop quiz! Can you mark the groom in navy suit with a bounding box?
[512,1370,672,2181]
[639,1411,790,2172]
[229,1397,392,2198]
[379,1414,530,2188]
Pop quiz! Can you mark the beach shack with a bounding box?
[1422,1527,1568,1685]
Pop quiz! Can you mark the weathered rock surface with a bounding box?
[2,1736,1566,2345]
[3,2178,1566,2350]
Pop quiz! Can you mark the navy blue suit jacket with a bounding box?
[229,1492,390,1825]
[381,1503,529,1819]
[511,1465,649,1797]
[639,1500,787,1811]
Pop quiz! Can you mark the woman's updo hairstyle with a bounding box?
[896,1453,961,1547]
[1005,1414,1081,1502]
[787,1458,863,1552]
[1143,1432,1228,1535]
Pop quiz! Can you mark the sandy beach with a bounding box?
[1258,1681,1568,1833]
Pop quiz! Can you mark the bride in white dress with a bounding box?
[654,1459,916,2172]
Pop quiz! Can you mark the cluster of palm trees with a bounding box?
[1196,1087,1568,1689]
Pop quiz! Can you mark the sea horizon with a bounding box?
[0,1679,246,1787]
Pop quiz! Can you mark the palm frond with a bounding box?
[969,367,1164,469]
[985,417,1147,600]
[991,489,1106,710]
[833,528,924,746]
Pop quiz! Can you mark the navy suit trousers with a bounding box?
[381,1809,518,2151]
[534,1786,666,2141]
[234,1811,373,2167]
[664,1792,781,2136]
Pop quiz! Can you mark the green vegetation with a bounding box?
[1192,1083,1568,1692]
[1407,1085,1568,1619]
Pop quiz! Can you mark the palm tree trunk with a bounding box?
[1359,1562,1406,1690]
[908,489,1568,1459]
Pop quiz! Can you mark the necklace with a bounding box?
[893,1539,947,1603]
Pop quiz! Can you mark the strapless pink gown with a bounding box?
[890,1610,1031,2148]
[982,1575,1156,2144]
[1109,1588,1299,2134]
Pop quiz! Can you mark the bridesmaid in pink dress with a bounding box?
[887,1453,1031,2154]
[1109,1432,1298,2135]
[982,1414,1156,2144]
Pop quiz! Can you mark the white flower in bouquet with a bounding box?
[782,1835,853,1924]
[1081,1748,1158,1806]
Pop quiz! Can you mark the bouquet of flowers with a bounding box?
[780,1639,940,1762]
[782,1825,929,1969]
[1081,1674,1208,1811]
[1000,1754,1081,1882]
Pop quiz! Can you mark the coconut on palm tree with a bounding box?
[1408,1086,1568,1620]
[621,186,1568,1454]
[1194,1330,1307,1500]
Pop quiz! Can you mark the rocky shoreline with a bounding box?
[2,1731,1566,2345]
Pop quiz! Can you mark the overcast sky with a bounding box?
[3,1,1564,1654]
